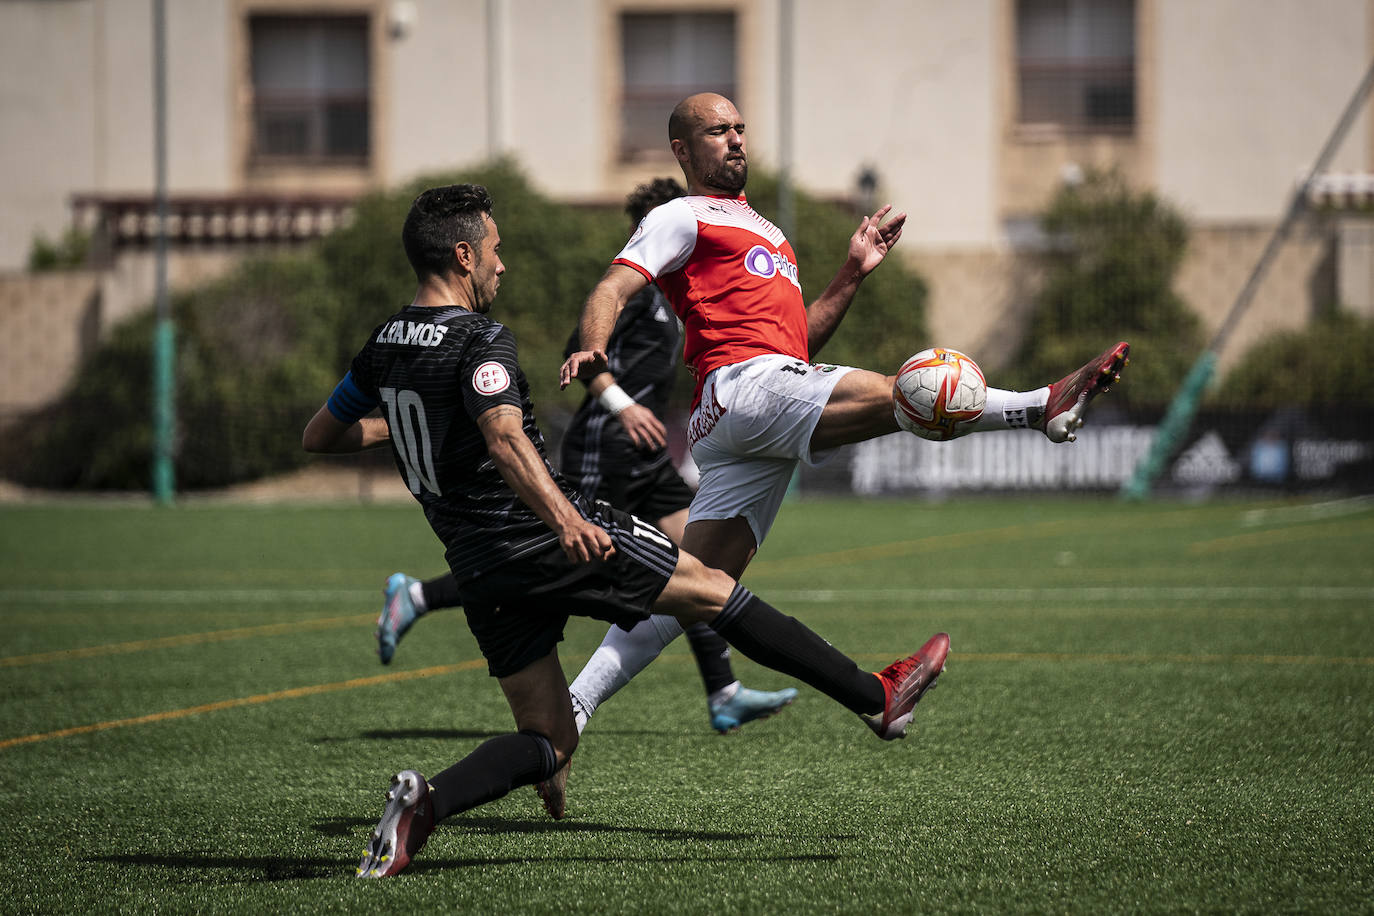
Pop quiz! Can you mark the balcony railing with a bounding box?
[71,193,358,254]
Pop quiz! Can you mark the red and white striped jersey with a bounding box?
[612,194,807,405]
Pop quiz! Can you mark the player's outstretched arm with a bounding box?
[302,404,391,453]
[560,264,648,389]
[804,205,907,358]
[477,404,614,563]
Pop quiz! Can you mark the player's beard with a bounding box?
[470,250,497,314]
[701,156,748,194]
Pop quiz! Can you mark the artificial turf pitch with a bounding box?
[1,496,1371,913]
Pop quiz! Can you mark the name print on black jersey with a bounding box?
[375,319,450,347]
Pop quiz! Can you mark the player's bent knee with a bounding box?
[654,551,735,624]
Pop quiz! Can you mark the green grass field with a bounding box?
[1,496,1372,913]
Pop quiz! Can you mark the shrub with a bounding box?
[318,160,626,416]
[28,227,91,272]
[1215,313,1374,407]
[6,161,928,491]
[1005,169,1204,406]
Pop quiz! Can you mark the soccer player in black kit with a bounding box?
[375,178,797,744]
[303,184,949,879]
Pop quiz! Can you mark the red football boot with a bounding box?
[1036,341,1130,443]
[356,770,435,878]
[864,632,950,740]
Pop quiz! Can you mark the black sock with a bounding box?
[427,729,558,822]
[422,573,463,613]
[709,585,884,716]
[684,623,737,695]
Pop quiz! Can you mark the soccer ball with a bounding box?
[892,347,987,441]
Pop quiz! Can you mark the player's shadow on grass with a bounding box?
[89,854,344,882]
[314,815,857,844]
[91,849,841,883]
[318,726,669,743]
[313,727,509,743]
[90,820,852,883]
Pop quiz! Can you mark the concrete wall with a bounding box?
[0,250,240,416]
[1154,1,1371,220]
[0,271,102,415]
[6,0,1370,268]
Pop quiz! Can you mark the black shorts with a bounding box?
[459,501,679,678]
[604,456,694,522]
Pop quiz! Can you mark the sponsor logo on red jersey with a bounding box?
[743,244,800,289]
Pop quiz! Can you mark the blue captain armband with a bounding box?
[326,371,378,423]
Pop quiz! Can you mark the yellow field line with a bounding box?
[0,660,486,751]
[0,614,375,667]
[7,647,1369,753]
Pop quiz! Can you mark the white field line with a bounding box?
[1240,494,1374,527]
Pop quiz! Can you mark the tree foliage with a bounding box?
[6,160,927,491]
[5,255,337,489]
[1005,169,1204,406]
[316,160,627,417]
[1215,313,1374,407]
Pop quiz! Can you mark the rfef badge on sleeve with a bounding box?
[473,361,511,395]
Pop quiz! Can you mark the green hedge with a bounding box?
[5,254,338,489]
[1215,313,1374,407]
[1004,169,1205,407]
[5,161,928,491]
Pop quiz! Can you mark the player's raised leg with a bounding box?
[376,572,466,665]
[810,342,1130,449]
[656,549,948,741]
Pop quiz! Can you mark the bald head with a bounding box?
[668,93,748,195]
[669,92,735,144]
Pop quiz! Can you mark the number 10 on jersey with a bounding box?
[379,387,441,496]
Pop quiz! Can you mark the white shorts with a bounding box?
[687,354,855,545]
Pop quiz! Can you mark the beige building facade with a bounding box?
[2,0,1372,414]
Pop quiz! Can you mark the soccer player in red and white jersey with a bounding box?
[559,93,1128,717]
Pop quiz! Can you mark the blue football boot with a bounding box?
[376,573,421,665]
[709,684,799,733]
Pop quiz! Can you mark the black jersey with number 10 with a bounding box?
[347,304,586,580]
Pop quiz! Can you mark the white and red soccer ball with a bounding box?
[892,347,987,441]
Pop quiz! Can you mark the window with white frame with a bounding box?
[620,11,737,160]
[250,15,370,164]
[1017,0,1135,132]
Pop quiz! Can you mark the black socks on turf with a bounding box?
[427,729,558,822]
[684,623,737,695]
[709,585,884,715]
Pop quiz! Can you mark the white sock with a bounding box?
[567,614,685,731]
[972,386,1049,432]
[408,581,428,613]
